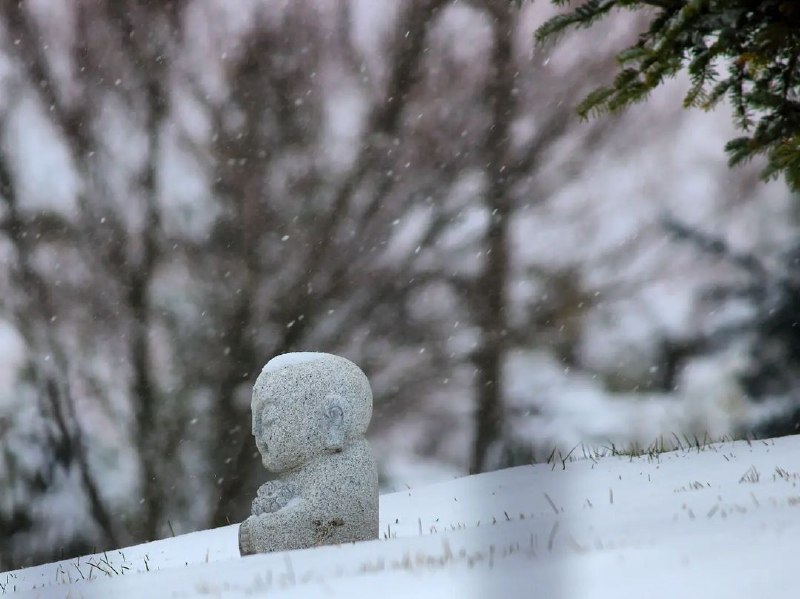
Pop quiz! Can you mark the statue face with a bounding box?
[251,393,280,470]
[251,371,324,472]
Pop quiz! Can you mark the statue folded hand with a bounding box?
[251,481,296,515]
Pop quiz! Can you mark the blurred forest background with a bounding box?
[1,0,799,569]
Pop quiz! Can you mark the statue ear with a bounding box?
[323,395,345,452]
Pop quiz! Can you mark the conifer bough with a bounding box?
[536,1,800,191]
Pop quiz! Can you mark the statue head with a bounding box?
[251,352,372,472]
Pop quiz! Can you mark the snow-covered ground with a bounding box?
[6,434,800,598]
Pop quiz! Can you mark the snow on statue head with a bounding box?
[239,352,378,555]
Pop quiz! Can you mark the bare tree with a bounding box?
[1,0,768,570]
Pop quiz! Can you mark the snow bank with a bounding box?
[6,435,800,598]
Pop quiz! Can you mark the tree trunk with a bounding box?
[470,2,515,474]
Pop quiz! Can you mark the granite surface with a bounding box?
[239,353,379,555]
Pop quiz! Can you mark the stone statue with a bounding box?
[238,352,379,555]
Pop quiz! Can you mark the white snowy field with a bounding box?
[5,434,800,598]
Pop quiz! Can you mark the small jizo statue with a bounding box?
[238,352,379,555]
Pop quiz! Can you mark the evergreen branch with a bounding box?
[535,0,618,42]
[536,0,800,191]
